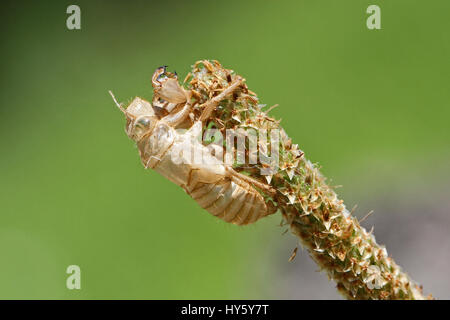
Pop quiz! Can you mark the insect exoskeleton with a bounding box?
[109,67,277,225]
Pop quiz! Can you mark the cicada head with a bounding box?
[110,91,159,142]
[123,97,159,142]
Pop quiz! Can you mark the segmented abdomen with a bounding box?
[188,177,270,225]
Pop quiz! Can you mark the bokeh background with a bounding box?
[0,0,449,299]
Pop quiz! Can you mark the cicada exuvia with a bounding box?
[110,66,276,225]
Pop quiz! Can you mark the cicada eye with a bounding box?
[135,116,152,129]
[129,116,154,140]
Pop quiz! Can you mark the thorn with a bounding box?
[359,210,374,224]
[183,72,192,84]
[288,247,298,262]
[264,104,279,115]
[287,193,296,205]
[287,169,295,180]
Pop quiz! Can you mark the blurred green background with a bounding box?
[0,0,449,299]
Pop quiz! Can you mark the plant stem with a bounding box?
[180,60,430,300]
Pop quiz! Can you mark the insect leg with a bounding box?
[161,102,192,127]
[199,77,245,121]
[225,166,277,196]
[152,66,189,104]
[184,168,201,193]
[151,66,167,88]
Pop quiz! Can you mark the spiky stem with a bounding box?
[175,60,430,299]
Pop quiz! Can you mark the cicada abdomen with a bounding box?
[188,175,273,225]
